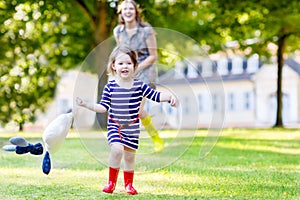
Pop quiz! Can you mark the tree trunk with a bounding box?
[75,0,113,129]
[19,122,23,132]
[273,34,287,127]
[93,1,111,129]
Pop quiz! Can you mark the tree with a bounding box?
[206,0,300,127]
[0,0,92,130]
[0,0,204,130]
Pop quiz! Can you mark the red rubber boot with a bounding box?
[102,167,119,193]
[124,170,138,195]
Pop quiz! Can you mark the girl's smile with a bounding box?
[113,52,136,81]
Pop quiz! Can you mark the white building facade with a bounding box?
[24,70,98,131]
[153,56,300,129]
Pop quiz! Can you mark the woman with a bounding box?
[113,0,164,152]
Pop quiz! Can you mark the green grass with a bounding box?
[0,128,299,199]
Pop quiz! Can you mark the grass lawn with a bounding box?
[0,128,299,199]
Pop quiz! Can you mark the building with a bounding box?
[153,55,300,129]
[24,70,98,131]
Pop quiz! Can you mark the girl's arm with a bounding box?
[142,83,178,107]
[76,97,107,113]
[159,92,178,107]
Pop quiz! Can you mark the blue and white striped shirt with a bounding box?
[100,79,161,149]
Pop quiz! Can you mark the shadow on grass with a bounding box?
[0,168,298,200]
[1,134,299,171]
[0,133,299,199]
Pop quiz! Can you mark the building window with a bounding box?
[212,94,218,111]
[244,92,250,110]
[243,92,254,110]
[228,93,235,111]
[217,57,229,75]
[246,54,259,73]
[198,94,203,112]
[202,59,213,77]
[184,96,189,114]
[231,56,243,74]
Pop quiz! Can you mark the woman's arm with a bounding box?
[76,97,107,113]
[113,26,120,45]
[137,33,158,72]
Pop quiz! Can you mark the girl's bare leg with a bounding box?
[123,146,138,195]
[103,143,123,193]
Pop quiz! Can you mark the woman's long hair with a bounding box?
[117,0,149,27]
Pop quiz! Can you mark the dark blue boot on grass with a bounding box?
[15,143,43,155]
[42,151,51,175]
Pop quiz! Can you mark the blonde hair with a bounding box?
[107,45,138,75]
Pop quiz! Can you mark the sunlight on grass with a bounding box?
[221,128,300,140]
[216,142,300,155]
[0,167,102,186]
[0,128,299,199]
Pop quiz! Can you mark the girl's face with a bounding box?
[112,52,135,80]
[121,2,136,23]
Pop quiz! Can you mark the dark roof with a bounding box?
[285,59,300,75]
[158,58,300,85]
[158,70,252,85]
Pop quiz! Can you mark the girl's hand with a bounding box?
[169,95,178,107]
[76,97,85,107]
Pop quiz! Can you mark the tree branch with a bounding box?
[74,0,96,31]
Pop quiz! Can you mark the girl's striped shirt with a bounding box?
[100,79,161,149]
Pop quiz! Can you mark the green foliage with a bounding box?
[0,0,92,129]
[208,0,300,57]
[0,129,299,199]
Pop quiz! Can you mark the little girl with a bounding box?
[76,45,178,195]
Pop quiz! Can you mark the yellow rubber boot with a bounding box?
[141,116,164,152]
